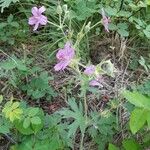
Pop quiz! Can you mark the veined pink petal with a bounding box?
[54,61,69,71]
[28,16,37,25]
[61,60,70,70]
[33,22,39,31]
[54,41,75,71]
[56,49,65,60]
[39,6,46,14]
[64,42,75,59]
[39,15,48,25]
[64,41,71,50]
[66,48,75,60]
[32,7,38,16]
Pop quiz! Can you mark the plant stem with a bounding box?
[84,91,88,121]
[0,49,17,65]
[47,21,60,28]
[80,132,85,150]
[77,62,86,68]
[79,91,88,150]
[90,21,101,30]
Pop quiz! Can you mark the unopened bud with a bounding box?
[62,4,68,12]
[56,5,62,15]
[84,22,91,33]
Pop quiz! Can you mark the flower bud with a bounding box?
[84,21,91,33]
[62,4,68,12]
[56,5,62,15]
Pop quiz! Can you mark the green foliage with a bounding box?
[0,95,3,104]
[108,143,119,150]
[137,80,150,96]
[0,117,12,134]
[70,0,99,21]
[109,22,129,37]
[58,98,87,137]
[2,100,23,122]
[0,57,56,100]
[122,139,141,150]
[109,138,142,150]
[88,111,117,150]
[0,14,20,45]
[14,107,44,135]
[123,91,150,134]
[138,56,150,72]
[123,91,150,110]
[0,0,19,13]
[129,108,148,134]
[0,0,150,149]
[11,136,59,150]
[21,72,57,100]
[43,114,72,148]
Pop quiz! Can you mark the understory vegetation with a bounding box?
[0,0,150,150]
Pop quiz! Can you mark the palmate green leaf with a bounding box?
[123,91,150,110]
[129,108,147,134]
[0,0,19,13]
[58,98,87,137]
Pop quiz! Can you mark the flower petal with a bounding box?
[56,49,65,60]
[38,6,46,13]
[84,65,95,75]
[89,80,103,87]
[33,22,39,31]
[64,41,71,50]
[101,8,110,32]
[54,61,69,71]
[32,7,38,16]
[39,15,47,25]
[64,42,75,59]
[28,16,37,25]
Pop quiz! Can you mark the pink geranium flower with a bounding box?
[84,65,95,75]
[54,42,75,71]
[101,8,111,32]
[89,76,104,87]
[28,6,48,31]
